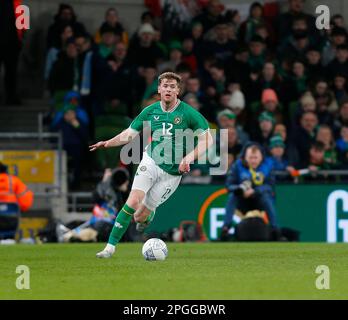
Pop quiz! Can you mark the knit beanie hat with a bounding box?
[228,90,245,110]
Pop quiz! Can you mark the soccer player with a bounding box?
[89,72,213,258]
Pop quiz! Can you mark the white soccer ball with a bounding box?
[142,238,168,261]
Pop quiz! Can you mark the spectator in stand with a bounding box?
[224,9,241,35]
[176,63,192,90]
[74,32,93,98]
[283,59,308,106]
[138,65,158,106]
[327,44,348,80]
[219,91,232,109]
[0,0,24,105]
[92,25,121,117]
[51,91,89,129]
[160,0,199,42]
[207,63,228,95]
[184,77,204,103]
[227,127,243,164]
[322,27,348,66]
[95,8,127,46]
[276,0,317,41]
[279,29,311,62]
[311,79,337,126]
[140,11,155,26]
[297,142,336,181]
[249,88,282,128]
[255,23,275,51]
[316,125,339,168]
[291,111,318,164]
[158,41,183,73]
[217,109,249,145]
[190,22,205,64]
[248,62,282,104]
[291,91,317,128]
[260,89,283,124]
[47,4,86,50]
[183,93,201,111]
[336,124,348,169]
[182,37,198,74]
[305,45,324,82]
[193,0,225,33]
[206,23,236,63]
[104,42,133,112]
[225,46,250,89]
[331,14,346,28]
[97,24,118,59]
[153,27,168,58]
[227,89,247,127]
[267,135,293,173]
[274,123,287,142]
[333,99,348,138]
[48,37,79,95]
[45,24,74,81]
[248,35,269,74]
[239,2,274,45]
[251,111,275,150]
[51,104,89,190]
[332,72,348,105]
[128,23,164,71]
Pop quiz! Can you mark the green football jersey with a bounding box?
[130,100,210,175]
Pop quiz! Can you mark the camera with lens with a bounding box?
[234,180,252,197]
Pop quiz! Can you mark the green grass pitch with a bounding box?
[0,243,347,300]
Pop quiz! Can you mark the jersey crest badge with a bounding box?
[174,116,182,124]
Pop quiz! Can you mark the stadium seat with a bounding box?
[104,101,129,116]
[95,115,131,128]
[0,202,20,240]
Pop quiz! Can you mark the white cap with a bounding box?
[138,23,155,36]
[228,90,245,110]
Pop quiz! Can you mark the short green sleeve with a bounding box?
[129,107,150,132]
[187,107,210,133]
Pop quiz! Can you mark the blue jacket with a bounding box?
[267,156,289,171]
[225,158,275,194]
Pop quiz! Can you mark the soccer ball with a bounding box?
[142,238,168,261]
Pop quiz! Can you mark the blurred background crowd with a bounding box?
[3,0,348,190]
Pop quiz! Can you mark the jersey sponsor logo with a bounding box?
[115,222,123,229]
[154,116,160,121]
[140,166,147,172]
[174,116,182,124]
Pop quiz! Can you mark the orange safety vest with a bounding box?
[0,173,34,212]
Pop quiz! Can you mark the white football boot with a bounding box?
[96,244,115,258]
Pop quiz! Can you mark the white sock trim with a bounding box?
[105,243,115,252]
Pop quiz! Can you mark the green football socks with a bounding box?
[145,210,156,224]
[108,204,135,246]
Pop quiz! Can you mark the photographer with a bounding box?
[221,142,280,240]
[57,167,130,243]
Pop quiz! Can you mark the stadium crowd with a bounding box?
[44,0,348,188]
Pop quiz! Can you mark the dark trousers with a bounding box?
[224,191,278,228]
[0,49,19,104]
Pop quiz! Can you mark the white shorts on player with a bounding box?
[131,152,182,211]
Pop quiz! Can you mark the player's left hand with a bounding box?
[179,161,190,174]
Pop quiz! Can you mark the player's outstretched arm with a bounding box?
[89,128,139,152]
[179,130,213,173]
